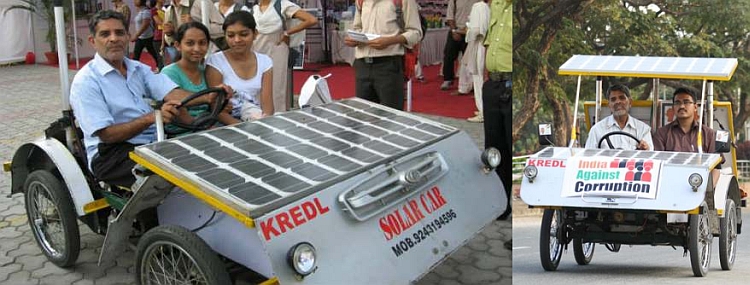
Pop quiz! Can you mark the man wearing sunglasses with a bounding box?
[653,87,719,154]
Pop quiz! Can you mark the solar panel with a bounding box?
[133,98,457,217]
[558,55,738,81]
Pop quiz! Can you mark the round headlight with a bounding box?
[287,242,317,276]
[688,173,703,188]
[481,148,501,168]
[524,165,538,179]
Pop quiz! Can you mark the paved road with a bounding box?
[0,64,511,284]
[513,212,749,285]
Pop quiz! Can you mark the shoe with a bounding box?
[451,90,471,96]
[440,80,452,90]
[467,114,483,123]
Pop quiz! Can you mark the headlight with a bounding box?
[287,242,317,276]
[524,165,538,180]
[688,173,703,188]
[481,148,501,168]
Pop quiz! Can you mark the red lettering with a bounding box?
[527,159,565,168]
[408,199,425,221]
[431,187,447,209]
[395,210,415,232]
[420,194,433,214]
[260,218,280,241]
[380,217,394,241]
[314,198,330,215]
[402,204,417,225]
[275,212,294,234]
[387,213,402,236]
[301,201,317,220]
[289,206,305,227]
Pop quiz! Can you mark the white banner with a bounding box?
[561,156,662,200]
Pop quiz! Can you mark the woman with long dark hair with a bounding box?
[206,11,274,121]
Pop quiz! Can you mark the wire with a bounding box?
[191,210,218,232]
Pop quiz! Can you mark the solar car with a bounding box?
[3,4,506,284]
[520,55,745,277]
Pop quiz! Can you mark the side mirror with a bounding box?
[715,130,731,153]
[538,123,554,146]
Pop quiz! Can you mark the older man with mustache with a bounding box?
[70,10,228,188]
[585,84,653,150]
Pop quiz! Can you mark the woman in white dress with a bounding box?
[206,11,274,122]
[252,0,318,112]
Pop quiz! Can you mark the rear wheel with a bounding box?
[719,199,737,270]
[573,239,594,265]
[689,201,711,277]
[540,209,564,271]
[24,170,80,267]
[136,225,231,285]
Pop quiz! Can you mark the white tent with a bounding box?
[0,0,35,64]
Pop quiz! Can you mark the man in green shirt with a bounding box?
[483,0,512,248]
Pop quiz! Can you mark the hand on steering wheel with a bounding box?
[597,131,640,150]
[166,87,228,135]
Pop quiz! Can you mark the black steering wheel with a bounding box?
[597,131,640,149]
[166,87,228,135]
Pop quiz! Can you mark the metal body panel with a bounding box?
[158,189,275,277]
[714,173,735,217]
[11,139,94,216]
[521,147,720,211]
[258,132,504,284]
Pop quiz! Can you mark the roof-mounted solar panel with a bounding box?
[559,55,738,81]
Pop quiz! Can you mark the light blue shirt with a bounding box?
[585,114,654,150]
[70,53,177,170]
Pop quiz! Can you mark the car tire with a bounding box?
[689,201,711,277]
[540,209,564,271]
[573,238,594,265]
[719,198,737,270]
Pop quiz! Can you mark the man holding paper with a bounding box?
[344,0,423,110]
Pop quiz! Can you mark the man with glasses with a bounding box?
[653,87,719,153]
[585,84,653,150]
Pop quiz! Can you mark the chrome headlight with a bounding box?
[688,173,703,188]
[524,165,538,180]
[481,148,501,168]
[287,242,317,276]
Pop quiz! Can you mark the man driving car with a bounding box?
[585,84,653,150]
[71,10,229,188]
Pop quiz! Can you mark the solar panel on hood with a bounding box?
[133,98,457,217]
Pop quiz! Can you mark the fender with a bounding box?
[713,173,740,218]
[10,138,94,216]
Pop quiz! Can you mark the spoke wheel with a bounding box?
[719,199,738,270]
[24,170,80,267]
[573,238,595,265]
[540,209,564,271]
[136,225,230,285]
[689,201,712,277]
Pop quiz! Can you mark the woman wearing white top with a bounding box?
[252,0,318,112]
[206,11,274,122]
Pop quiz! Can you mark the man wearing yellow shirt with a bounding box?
[484,0,512,231]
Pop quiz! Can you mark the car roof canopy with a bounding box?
[558,55,738,81]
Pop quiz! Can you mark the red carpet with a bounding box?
[48,55,475,119]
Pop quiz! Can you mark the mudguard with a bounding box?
[714,171,740,218]
[9,138,94,216]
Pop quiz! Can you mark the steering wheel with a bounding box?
[166,87,228,135]
[597,131,640,149]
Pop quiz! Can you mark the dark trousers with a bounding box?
[133,37,162,70]
[354,56,405,110]
[91,142,139,188]
[482,77,512,214]
[442,32,467,81]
